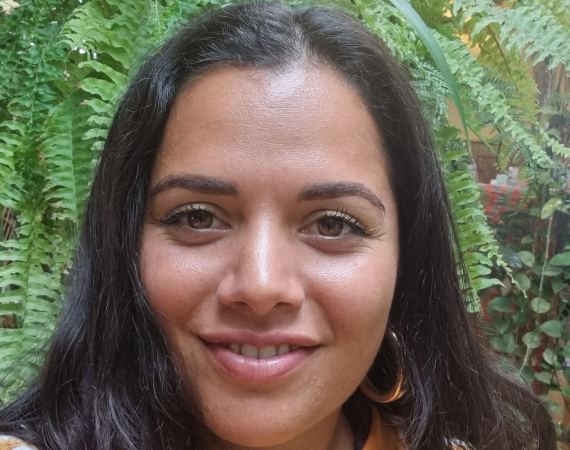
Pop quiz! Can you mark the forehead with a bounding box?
[152,65,388,186]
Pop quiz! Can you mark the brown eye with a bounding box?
[187,210,214,229]
[317,217,344,237]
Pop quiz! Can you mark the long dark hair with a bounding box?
[0,2,556,449]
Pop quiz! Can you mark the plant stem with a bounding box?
[519,345,533,376]
[539,214,554,300]
[520,212,554,376]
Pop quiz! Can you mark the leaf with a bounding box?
[493,317,511,334]
[551,277,566,294]
[541,198,563,219]
[535,371,552,385]
[542,348,557,366]
[541,265,562,277]
[549,252,570,267]
[561,386,570,397]
[512,309,530,327]
[490,333,516,353]
[388,0,471,150]
[530,297,551,314]
[522,331,542,349]
[487,296,512,313]
[515,273,531,291]
[517,251,535,267]
[539,320,563,338]
[563,346,570,359]
[473,277,502,290]
[546,399,564,415]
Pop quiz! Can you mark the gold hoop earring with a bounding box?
[359,331,405,404]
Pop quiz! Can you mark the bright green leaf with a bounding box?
[541,198,563,219]
[387,0,471,150]
[542,348,557,365]
[530,297,551,314]
[522,331,542,349]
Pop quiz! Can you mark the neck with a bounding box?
[207,409,354,450]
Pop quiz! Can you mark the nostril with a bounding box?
[216,271,305,316]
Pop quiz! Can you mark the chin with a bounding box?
[209,423,297,448]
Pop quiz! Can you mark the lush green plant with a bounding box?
[0,0,569,430]
[481,67,570,443]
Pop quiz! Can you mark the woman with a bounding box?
[0,2,556,449]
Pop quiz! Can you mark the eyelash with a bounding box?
[320,208,372,237]
[161,204,218,227]
[159,204,373,237]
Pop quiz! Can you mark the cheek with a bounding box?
[305,252,396,321]
[302,248,398,359]
[139,233,225,327]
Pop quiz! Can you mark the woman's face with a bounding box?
[140,65,399,449]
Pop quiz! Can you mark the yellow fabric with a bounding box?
[0,435,37,450]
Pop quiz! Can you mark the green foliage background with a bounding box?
[1,0,569,428]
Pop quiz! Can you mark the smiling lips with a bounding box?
[202,335,317,383]
[224,342,300,359]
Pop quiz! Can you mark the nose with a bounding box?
[216,218,305,316]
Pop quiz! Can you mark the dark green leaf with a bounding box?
[493,317,511,334]
[535,371,553,384]
[542,264,563,276]
[515,273,531,291]
[518,251,535,267]
[539,320,563,338]
[551,276,566,294]
[561,386,570,397]
[490,333,516,353]
[549,252,570,266]
[488,296,513,313]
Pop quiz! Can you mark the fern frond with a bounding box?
[455,0,570,70]
[436,34,552,168]
[0,207,61,400]
[438,125,502,311]
[41,96,98,225]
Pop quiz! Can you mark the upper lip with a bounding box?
[199,331,320,348]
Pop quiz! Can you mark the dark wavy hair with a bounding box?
[0,2,556,449]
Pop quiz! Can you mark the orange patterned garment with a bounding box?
[0,435,37,450]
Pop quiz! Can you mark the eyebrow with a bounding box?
[148,175,239,199]
[299,182,385,211]
[148,176,384,211]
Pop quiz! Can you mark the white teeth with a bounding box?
[225,343,297,359]
[241,344,259,359]
[259,345,277,359]
[229,342,240,354]
[277,343,290,355]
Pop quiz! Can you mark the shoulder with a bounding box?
[0,435,37,450]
